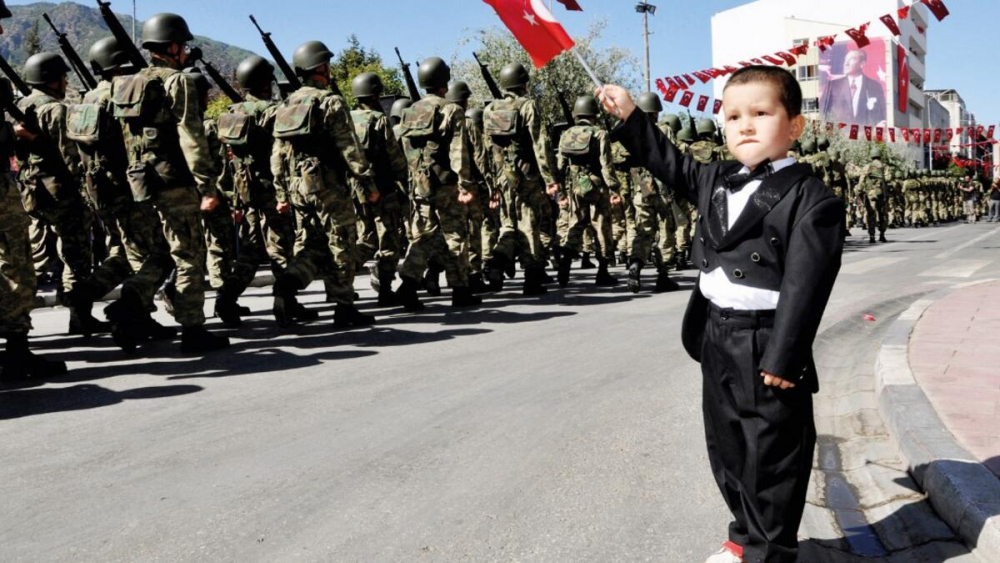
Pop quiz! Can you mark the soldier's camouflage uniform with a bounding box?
[556,120,619,259]
[201,117,239,293]
[611,142,636,260]
[628,126,677,268]
[0,122,35,338]
[856,159,889,238]
[464,110,495,280]
[271,78,374,305]
[111,59,219,327]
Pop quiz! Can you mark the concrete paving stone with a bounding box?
[814,409,889,441]
[837,436,905,473]
[798,504,846,552]
[848,461,923,510]
[864,497,957,553]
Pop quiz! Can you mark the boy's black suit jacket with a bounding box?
[613,112,845,392]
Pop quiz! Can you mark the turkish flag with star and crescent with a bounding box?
[483,0,576,68]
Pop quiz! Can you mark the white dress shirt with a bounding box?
[849,75,862,118]
[698,157,796,311]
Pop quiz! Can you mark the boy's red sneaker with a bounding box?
[704,541,743,563]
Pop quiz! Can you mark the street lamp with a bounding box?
[636,2,656,93]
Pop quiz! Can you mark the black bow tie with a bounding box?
[724,160,774,193]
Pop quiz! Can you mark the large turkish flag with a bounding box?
[483,0,576,68]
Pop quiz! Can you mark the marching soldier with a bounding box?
[106,13,230,352]
[270,40,378,327]
[857,147,889,243]
[555,95,620,287]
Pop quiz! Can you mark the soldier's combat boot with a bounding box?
[368,263,381,293]
[579,253,596,270]
[617,250,628,268]
[523,267,548,296]
[272,275,304,328]
[180,326,231,354]
[395,276,424,312]
[160,276,177,317]
[654,266,680,292]
[674,249,689,270]
[67,288,112,337]
[287,295,320,322]
[869,235,877,244]
[237,303,252,317]
[469,273,489,294]
[627,260,642,294]
[104,290,148,353]
[214,292,243,328]
[377,273,401,306]
[879,233,888,243]
[595,260,619,286]
[485,255,508,292]
[424,265,442,297]
[140,317,179,341]
[451,286,482,308]
[557,254,573,288]
[333,303,376,328]
[1,334,67,383]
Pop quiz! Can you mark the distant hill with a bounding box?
[0,2,256,92]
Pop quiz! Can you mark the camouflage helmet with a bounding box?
[445,81,472,103]
[467,107,484,126]
[352,72,384,99]
[801,137,817,154]
[88,37,130,75]
[292,41,334,74]
[390,98,413,123]
[572,95,599,118]
[696,118,717,139]
[0,0,10,19]
[817,137,830,152]
[418,57,450,89]
[499,62,530,90]
[236,55,275,92]
[23,52,71,86]
[141,13,194,48]
[662,113,681,134]
[870,146,881,159]
[183,67,211,98]
[637,92,663,114]
[677,124,696,143]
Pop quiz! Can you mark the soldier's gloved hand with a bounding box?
[276,201,291,215]
[610,194,622,206]
[546,183,560,196]
[13,123,37,142]
[457,190,474,205]
[201,195,220,212]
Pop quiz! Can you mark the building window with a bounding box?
[803,98,819,113]
[909,102,922,119]
[797,65,818,81]
[793,38,809,46]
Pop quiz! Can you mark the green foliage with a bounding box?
[453,21,640,125]
[329,35,404,108]
[23,19,42,57]
[204,93,231,121]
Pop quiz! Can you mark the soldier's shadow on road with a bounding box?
[0,383,203,420]
[797,458,1000,561]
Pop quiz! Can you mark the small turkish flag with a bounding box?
[889,128,896,142]
[838,122,847,130]
[921,0,950,21]
[683,74,696,86]
[902,128,910,142]
[849,125,859,140]
[693,71,712,84]
[483,0,576,68]
[934,129,942,143]
[556,0,583,10]
[898,6,911,19]
[845,23,871,48]
[655,78,668,96]
[696,95,709,112]
[674,76,689,90]
[876,127,884,142]
[864,126,872,141]
[712,100,722,114]
[762,55,784,66]
[664,87,679,103]
[826,122,834,133]
[923,129,931,143]
[880,14,901,36]
[679,90,695,107]
[977,125,985,138]
[789,44,809,57]
[775,52,797,66]
[947,129,954,141]
[988,126,996,139]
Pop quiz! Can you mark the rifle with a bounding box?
[187,47,243,103]
[0,51,30,96]
[249,15,301,97]
[394,47,420,102]
[556,91,575,127]
[0,80,40,135]
[473,52,503,100]
[42,13,98,90]
[96,1,147,70]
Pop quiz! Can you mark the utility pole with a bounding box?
[635,2,656,93]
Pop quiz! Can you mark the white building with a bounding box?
[710,0,932,164]
[926,89,972,157]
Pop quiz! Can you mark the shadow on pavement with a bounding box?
[0,384,203,420]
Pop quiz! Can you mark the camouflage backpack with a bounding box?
[14,92,77,211]
[218,100,275,205]
[111,73,168,127]
[272,90,335,197]
[66,85,131,209]
[483,96,527,145]
[398,97,453,199]
[558,125,600,196]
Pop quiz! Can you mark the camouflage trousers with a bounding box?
[493,186,548,270]
[631,191,676,266]
[0,190,35,336]
[78,202,139,303]
[243,201,296,277]
[29,217,59,280]
[28,196,93,296]
[355,190,404,278]
[480,198,502,267]
[465,196,485,276]
[286,188,358,306]
[117,201,172,311]
[864,192,889,237]
[203,197,238,292]
[671,199,692,253]
[399,184,470,287]
[559,189,614,260]
[612,192,635,255]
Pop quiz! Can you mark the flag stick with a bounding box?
[571,48,621,117]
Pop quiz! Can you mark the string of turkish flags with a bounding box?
[819,122,997,146]
[947,156,993,172]
[654,0,950,111]
[932,139,1000,150]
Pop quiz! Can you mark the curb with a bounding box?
[875,279,1000,562]
[32,274,277,310]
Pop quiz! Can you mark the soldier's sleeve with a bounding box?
[323,96,376,198]
[467,125,492,190]
[523,99,558,185]
[598,131,620,193]
[377,114,408,183]
[165,73,219,197]
[270,139,290,204]
[39,103,82,177]
[443,104,476,194]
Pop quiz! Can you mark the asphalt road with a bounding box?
[2,221,999,562]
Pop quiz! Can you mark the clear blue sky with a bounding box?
[13,0,997,123]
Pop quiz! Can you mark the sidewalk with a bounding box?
[910,281,1000,478]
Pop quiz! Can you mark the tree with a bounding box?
[330,35,405,108]
[452,21,640,125]
[24,19,42,57]
[204,94,231,121]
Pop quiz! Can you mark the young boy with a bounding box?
[599,67,845,563]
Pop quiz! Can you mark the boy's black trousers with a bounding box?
[701,304,816,563]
